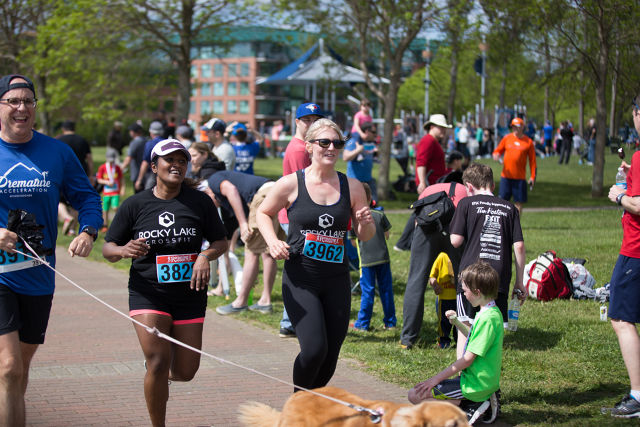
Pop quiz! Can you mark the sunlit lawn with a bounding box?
[57,147,636,426]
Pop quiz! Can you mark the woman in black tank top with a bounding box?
[256,118,375,391]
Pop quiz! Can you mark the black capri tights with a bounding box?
[282,271,351,391]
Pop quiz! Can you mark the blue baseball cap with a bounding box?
[296,103,325,119]
[232,123,247,135]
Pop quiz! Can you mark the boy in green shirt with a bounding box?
[408,261,503,424]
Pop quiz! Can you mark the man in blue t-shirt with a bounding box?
[231,123,260,174]
[542,120,553,156]
[0,74,102,425]
[343,121,378,201]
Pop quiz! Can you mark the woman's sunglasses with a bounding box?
[309,138,346,149]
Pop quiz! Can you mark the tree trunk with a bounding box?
[591,27,609,198]
[447,38,459,123]
[33,74,51,135]
[176,59,191,124]
[499,61,507,109]
[377,82,399,200]
[609,48,619,138]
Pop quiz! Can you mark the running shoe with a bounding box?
[481,391,500,423]
[279,326,295,338]
[602,394,640,418]
[461,399,490,425]
[215,303,248,315]
[248,303,273,314]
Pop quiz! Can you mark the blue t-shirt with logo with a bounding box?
[345,134,375,182]
[0,131,103,295]
[233,142,260,174]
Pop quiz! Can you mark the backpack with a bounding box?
[410,182,457,234]
[526,250,574,301]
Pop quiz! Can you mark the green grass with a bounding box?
[62,147,637,426]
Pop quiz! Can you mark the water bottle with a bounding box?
[507,293,521,331]
[616,167,627,190]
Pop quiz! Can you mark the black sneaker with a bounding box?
[606,394,640,418]
[461,399,490,425]
[279,326,295,338]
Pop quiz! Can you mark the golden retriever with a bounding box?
[238,386,469,427]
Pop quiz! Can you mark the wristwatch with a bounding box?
[616,193,625,206]
[80,225,98,241]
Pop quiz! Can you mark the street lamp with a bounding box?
[422,40,433,119]
[478,37,488,125]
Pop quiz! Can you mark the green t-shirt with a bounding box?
[461,305,504,402]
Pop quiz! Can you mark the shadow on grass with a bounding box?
[503,326,562,350]
[505,382,633,426]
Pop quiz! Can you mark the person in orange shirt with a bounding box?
[492,117,536,214]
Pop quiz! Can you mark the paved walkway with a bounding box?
[25,249,408,426]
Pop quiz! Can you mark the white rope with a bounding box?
[12,242,383,423]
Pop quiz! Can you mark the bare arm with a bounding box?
[102,238,149,263]
[513,240,527,302]
[342,143,364,162]
[408,351,476,404]
[257,175,297,260]
[135,160,149,190]
[416,166,427,194]
[450,233,464,248]
[219,180,249,240]
[348,178,375,242]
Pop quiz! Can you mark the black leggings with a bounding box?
[282,268,351,391]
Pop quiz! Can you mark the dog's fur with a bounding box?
[238,386,470,427]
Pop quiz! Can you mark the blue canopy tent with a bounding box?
[257,39,389,119]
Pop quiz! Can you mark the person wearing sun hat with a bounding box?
[492,117,537,214]
[415,113,452,194]
[103,137,227,426]
[0,74,102,426]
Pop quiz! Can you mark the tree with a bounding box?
[114,0,232,124]
[17,0,172,139]
[440,0,474,124]
[549,0,640,197]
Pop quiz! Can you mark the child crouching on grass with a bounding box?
[408,261,502,424]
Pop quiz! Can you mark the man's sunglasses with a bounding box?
[309,138,346,149]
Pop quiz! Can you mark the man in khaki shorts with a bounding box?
[202,170,285,314]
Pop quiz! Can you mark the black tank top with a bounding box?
[285,169,351,277]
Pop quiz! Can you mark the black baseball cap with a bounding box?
[0,74,35,98]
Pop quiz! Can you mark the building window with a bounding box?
[214,63,223,77]
[227,100,237,114]
[240,82,250,95]
[191,85,198,97]
[201,46,214,59]
[201,64,211,78]
[227,82,237,96]
[190,101,195,114]
[190,65,198,78]
[213,100,223,114]
[201,83,211,97]
[240,63,249,76]
[239,100,249,114]
[228,63,237,77]
[200,101,211,115]
[213,82,224,96]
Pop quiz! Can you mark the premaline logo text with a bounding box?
[0,163,51,194]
